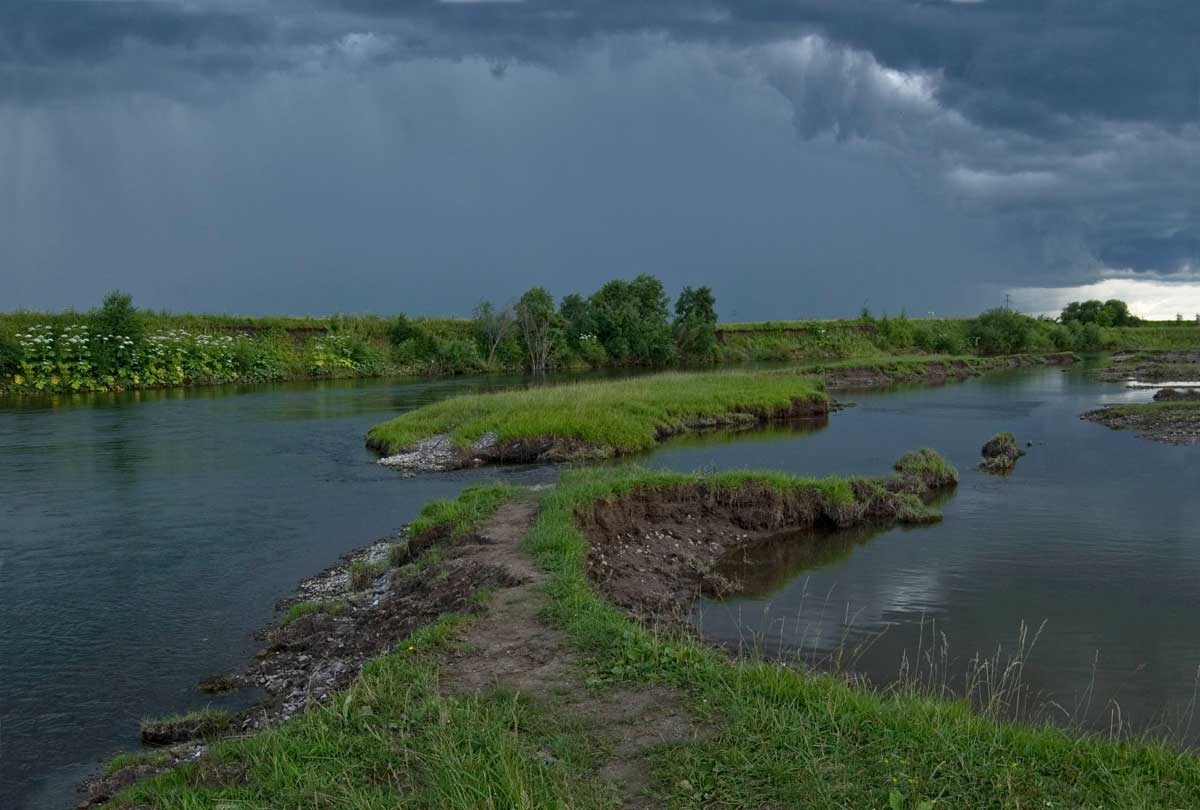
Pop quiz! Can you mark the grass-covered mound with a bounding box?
[529,470,1200,808]
[366,370,828,468]
[979,431,1025,473]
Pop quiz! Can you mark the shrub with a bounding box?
[0,329,18,377]
[429,337,484,375]
[1066,321,1104,352]
[388,314,420,347]
[575,334,608,367]
[230,337,288,382]
[912,322,966,354]
[967,309,1034,355]
[873,315,915,350]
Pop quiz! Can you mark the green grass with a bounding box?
[104,750,170,776]
[281,599,349,626]
[408,483,522,540]
[366,369,827,455]
[347,560,387,591]
[525,469,1200,808]
[894,447,961,486]
[110,616,612,809]
[140,708,232,741]
[1104,325,1200,351]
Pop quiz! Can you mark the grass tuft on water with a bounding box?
[366,369,827,456]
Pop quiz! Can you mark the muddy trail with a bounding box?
[83,499,703,809]
[437,500,705,808]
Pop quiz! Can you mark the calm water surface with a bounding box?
[1,374,564,809]
[3,366,1197,807]
[667,367,1200,743]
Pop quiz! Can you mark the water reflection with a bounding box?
[671,366,1200,747]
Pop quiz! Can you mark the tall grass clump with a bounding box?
[407,484,521,541]
[366,369,827,455]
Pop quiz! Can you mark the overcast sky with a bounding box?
[1,1,1197,319]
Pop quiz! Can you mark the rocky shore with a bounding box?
[1081,401,1200,445]
[80,523,516,806]
[1097,351,1200,385]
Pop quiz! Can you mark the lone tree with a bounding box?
[673,285,718,361]
[472,301,515,366]
[515,287,559,373]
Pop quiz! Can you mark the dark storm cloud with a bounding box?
[0,0,1196,310]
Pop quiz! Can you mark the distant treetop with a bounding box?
[1059,299,1139,327]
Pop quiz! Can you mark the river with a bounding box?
[2,365,1197,808]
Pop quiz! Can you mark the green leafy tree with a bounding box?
[1060,299,1137,327]
[516,287,561,373]
[588,274,675,364]
[673,285,719,361]
[558,293,596,349]
[472,301,515,366]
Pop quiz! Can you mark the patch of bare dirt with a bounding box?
[579,473,954,621]
[437,501,706,809]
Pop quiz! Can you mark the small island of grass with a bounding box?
[366,369,829,471]
[1082,401,1200,444]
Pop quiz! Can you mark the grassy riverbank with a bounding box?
[6,295,1200,396]
[528,469,1200,807]
[365,369,828,463]
[103,476,1200,808]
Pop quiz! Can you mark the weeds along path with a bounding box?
[439,498,704,809]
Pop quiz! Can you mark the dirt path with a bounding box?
[439,498,703,809]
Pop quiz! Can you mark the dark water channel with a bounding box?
[2,365,1197,807]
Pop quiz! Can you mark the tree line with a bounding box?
[391,275,719,374]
